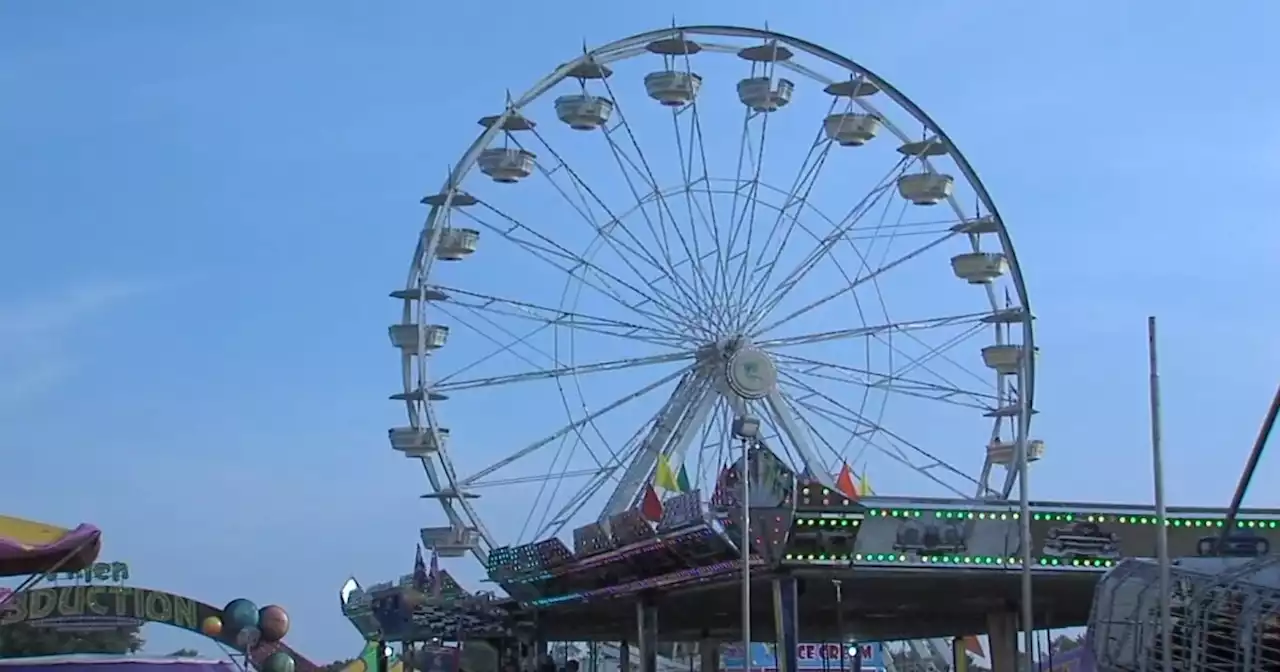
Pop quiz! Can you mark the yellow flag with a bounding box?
[655,454,679,491]
[857,470,872,497]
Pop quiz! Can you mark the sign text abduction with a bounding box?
[0,586,202,631]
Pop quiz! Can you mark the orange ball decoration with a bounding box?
[201,615,223,637]
[257,605,290,642]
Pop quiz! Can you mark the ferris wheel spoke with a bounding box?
[783,391,971,499]
[431,284,691,348]
[750,228,959,338]
[756,310,991,349]
[871,321,996,393]
[431,349,694,393]
[579,76,720,328]
[668,67,734,333]
[453,204,695,335]
[519,131,714,333]
[741,155,917,324]
[774,352,998,412]
[777,373,986,497]
[458,365,690,487]
[733,119,838,330]
[534,441,643,540]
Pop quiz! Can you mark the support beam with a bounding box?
[771,576,800,672]
[986,611,1019,672]
[619,641,630,672]
[637,598,658,672]
[700,639,720,672]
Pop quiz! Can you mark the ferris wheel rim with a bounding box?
[398,24,1037,566]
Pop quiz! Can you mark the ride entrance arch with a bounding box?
[0,586,315,672]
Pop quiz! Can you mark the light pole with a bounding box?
[833,580,846,672]
[733,416,761,672]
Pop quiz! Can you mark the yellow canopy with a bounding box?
[0,514,74,550]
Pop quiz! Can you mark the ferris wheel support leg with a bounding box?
[770,576,800,672]
[764,391,834,489]
[699,636,720,672]
[636,597,659,672]
[600,374,712,518]
[984,611,1018,672]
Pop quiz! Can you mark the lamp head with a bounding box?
[732,416,761,439]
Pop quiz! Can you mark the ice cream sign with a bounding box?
[796,643,883,668]
[723,642,884,671]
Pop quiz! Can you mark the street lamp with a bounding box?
[732,416,760,672]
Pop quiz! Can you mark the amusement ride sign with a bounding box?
[0,562,214,634]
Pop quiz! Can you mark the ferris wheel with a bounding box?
[388,25,1037,566]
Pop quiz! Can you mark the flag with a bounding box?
[710,464,733,510]
[412,544,429,592]
[655,454,679,491]
[675,464,692,493]
[858,470,871,497]
[835,463,858,500]
[428,547,442,598]
[640,483,664,522]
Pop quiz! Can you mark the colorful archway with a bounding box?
[0,587,315,672]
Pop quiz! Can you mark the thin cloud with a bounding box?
[0,280,150,405]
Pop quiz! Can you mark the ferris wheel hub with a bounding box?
[724,343,777,401]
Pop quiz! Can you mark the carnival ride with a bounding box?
[370,21,1041,670]
[347,22,1280,672]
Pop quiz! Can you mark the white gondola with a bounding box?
[643,71,702,106]
[420,525,476,558]
[951,215,999,234]
[477,148,536,183]
[985,439,1045,465]
[897,172,955,205]
[388,324,450,354]
[554,94,614,131]
[981,344,1024,375]
[736,77,794,112]
[950,252,1009,284]
[389,426,448,457]
[429,227,480,261]
[822,113,881,146]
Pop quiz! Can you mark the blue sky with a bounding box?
[3,0,1278,663]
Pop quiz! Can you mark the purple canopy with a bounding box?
[0,657,237,672]
[0,522,101,577]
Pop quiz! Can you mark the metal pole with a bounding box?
[1016,351,1034,672]
[1147,317,1173,672]
[834,580,846,672]
[742,436,752,672]
[1220,382,1280,539]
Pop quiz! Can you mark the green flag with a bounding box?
[676,464,692,493]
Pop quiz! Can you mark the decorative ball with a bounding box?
[234,625,261,649]
[257,605,290,641]
[200,615,223,637]
[222,598,259,633]
[263,651,296,672]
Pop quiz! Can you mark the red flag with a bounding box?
[835,463,858,500]
[640,483,664,522]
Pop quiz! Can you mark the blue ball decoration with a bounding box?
[263,651,296,672]
[222,598,260,634]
